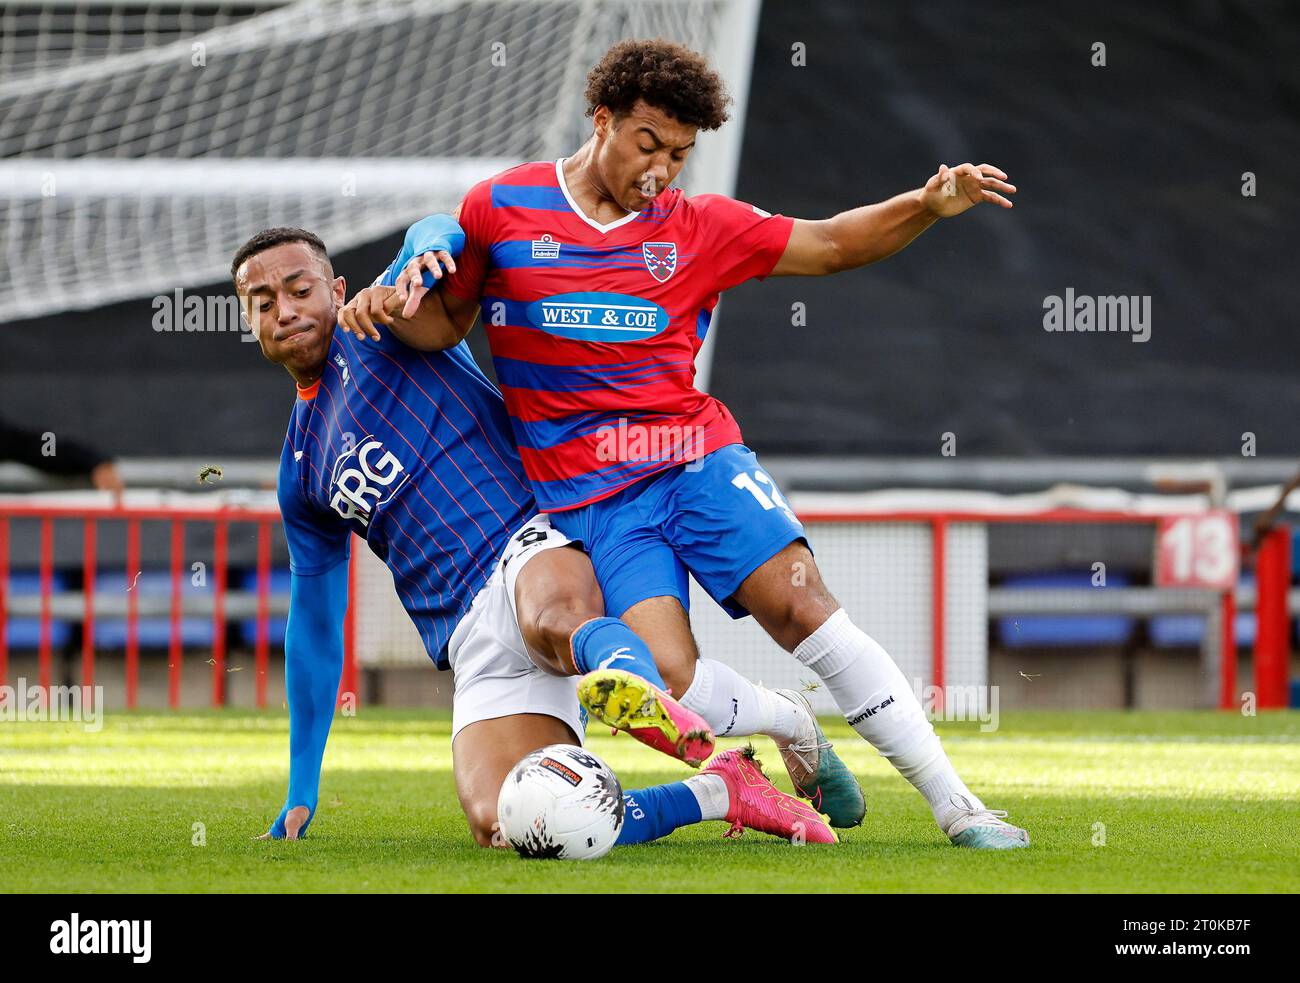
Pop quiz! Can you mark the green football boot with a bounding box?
[772,687,866,828]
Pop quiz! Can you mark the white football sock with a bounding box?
[792,608,983,833]
[679,658,804,742]
[914,766,984,834]
[683,774,729,822]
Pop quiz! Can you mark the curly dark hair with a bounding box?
[230,227,329,284]
[585,38,731,130]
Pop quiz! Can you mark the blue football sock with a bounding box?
[616,782,703,845]
[570,616,667,690]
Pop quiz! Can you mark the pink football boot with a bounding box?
[703,747,838,844]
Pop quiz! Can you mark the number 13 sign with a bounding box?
[1154,512,1239,589]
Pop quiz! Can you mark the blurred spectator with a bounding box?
[0,416,124,493]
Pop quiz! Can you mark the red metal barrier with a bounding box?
[82,519,96,706]
[38,516,52,704]
[1253,525,1291,708]
[167,519,182,709]
[1219,589,1237,710]
[0,503,358,710]
[0,516,8,688]
[255,520,271,710]
[212,518,228,708]
[126,518,141,709]
[930,517,946,697]
[800,508,1255,709]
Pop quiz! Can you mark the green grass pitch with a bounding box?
[1,709,1296,893]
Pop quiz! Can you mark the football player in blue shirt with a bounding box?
[233,216,838,849]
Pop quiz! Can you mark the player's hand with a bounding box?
[339,285,403,342]
[255,804,313,840]
[920,163,1016,217]
[394,249,457,319]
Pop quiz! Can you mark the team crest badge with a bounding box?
[642,241,677,282]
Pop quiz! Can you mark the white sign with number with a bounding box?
[1154,512,1238,589]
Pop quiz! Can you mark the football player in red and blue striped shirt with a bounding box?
[360,39,1029,848]
[237,218,838,849]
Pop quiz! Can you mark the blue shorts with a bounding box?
[548,444,807,619]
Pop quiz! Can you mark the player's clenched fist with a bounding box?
[920,163,1017,218]
[339,284,403,341]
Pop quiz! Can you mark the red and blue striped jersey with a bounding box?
[278,325,534,669]
[444,159,795,511]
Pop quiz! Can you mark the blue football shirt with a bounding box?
[277,224,535,668]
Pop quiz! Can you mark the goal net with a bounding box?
[0,0,760,320]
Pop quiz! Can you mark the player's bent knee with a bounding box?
[516,548,604,674]
[788,588,839,639]
[745,549,841,650]
[523,591,603,675]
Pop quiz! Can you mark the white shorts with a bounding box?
[447,513,586,744]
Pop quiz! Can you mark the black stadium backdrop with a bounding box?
[4,0,1296,460]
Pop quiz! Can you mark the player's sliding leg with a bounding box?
[454,713,581,847]
[618,594,865,828]
[453,712,834,848]
[617,747,836,846]
[733,542,1030,850]
[509,528,714,766]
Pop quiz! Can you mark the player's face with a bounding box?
[235,242,344,378]
[594,100,696,212]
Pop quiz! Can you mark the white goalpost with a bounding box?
[1,0,763,320]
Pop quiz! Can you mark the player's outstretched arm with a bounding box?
[339,274,477,350]
[338,212,479,350]
[771,162,1016,276]
[257,560,349,841]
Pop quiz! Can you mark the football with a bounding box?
[496,744,625,860]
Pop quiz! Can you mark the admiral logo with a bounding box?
[526,291,669,343]
[848,694,895,726]
[642,241,677,282]
[329,436,408,526]
[539,757,582,786]
[531,234,561,260]
[333,352,350,386]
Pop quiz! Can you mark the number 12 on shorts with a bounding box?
[732,470,796,522]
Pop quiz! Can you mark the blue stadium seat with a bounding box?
[1149,612,1256,648]
[1150,572,1256,648]
[997,570,1135,647]
[233,567,290,648]
[92,571,214,648]
[3,571,74,649]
